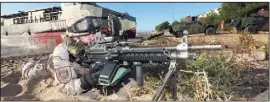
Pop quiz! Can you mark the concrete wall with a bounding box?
[2,24,30,35]
[1,20,66,35]
[1,35,57,58]
[51,20,66,30]
[3,18,14,26]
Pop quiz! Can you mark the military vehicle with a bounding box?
[231,10,269,34]
[169,16,217,38]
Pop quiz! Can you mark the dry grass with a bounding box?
[116,51,241,101]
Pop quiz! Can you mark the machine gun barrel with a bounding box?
[112,44,223,62]
[188,45,224,50]
[120,44,223,52]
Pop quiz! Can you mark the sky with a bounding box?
[1,3,221,32]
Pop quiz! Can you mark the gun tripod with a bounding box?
[134,60,179,101]
[152,60,178,101]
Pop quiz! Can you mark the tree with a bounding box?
[204,11,220,26]
[219,2,269,23]
[155,21,170,31]
[170,20,181,32]
[171,20,180,26]
[179,17,185,22]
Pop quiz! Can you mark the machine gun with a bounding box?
[81,30,223,101]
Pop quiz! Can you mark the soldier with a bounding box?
[21,3,104,95]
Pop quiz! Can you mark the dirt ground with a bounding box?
[1,33,269,101]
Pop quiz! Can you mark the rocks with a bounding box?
[255,90,269,101]
[251,50,266,61]
[235,50,266,62]
[235,53,254,62]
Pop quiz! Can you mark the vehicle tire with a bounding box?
[128,30,136,38]
[122,30,136,39]
[169,26,174,34]
[244,25,257,34]
[205,27,216,35]
[175,31,183,38]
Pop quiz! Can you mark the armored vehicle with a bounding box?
[231,10,269,34]
[169,16,217,38]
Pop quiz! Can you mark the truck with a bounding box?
[169,16,217,38]
[231,10,269,34]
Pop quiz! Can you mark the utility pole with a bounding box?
[171,3,175,21]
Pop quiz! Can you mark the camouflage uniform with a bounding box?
[21,3,101,95]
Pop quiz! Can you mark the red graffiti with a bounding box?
[31,31,64,46]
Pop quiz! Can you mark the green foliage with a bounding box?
[154,3,269,32]
[171,20,180,26]
[219,2,269,23]
[155,21,170,31]
[171,20,181,32]
[204,12,220,26]
[180,17,185,22]
[203,2,269,31]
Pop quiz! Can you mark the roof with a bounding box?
[1,6,61,18]
[27,6,61,12]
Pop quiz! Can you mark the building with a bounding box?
[1,6,62,26]
[1,3,136,36]
[198,8,220,18]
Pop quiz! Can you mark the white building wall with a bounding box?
[1,18,4,26]
[32,11,44,22]
[3,18,14,26]
[198,8,220,18]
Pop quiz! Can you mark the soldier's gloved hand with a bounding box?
[74,50,93,69]
[75,50,88,63]
[80,64,103,91]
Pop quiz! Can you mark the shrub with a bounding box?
[155,21,170,32]
[129,51,240,101]
[178,51,239,101]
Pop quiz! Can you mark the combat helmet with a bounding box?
[60,2,103,37]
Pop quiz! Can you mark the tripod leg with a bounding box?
[152,61,176,101]
[171,71,177,101]
[152,69,174,101]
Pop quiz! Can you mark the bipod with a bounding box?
[152,60,178,101]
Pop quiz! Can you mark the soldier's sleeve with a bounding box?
[52,43,87,95]
[52,43,77,84]
[21,56,51,80]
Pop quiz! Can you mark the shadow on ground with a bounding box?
[1,70,47,101]
[233,68,269,101]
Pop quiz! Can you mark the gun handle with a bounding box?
[134,62,143,87]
